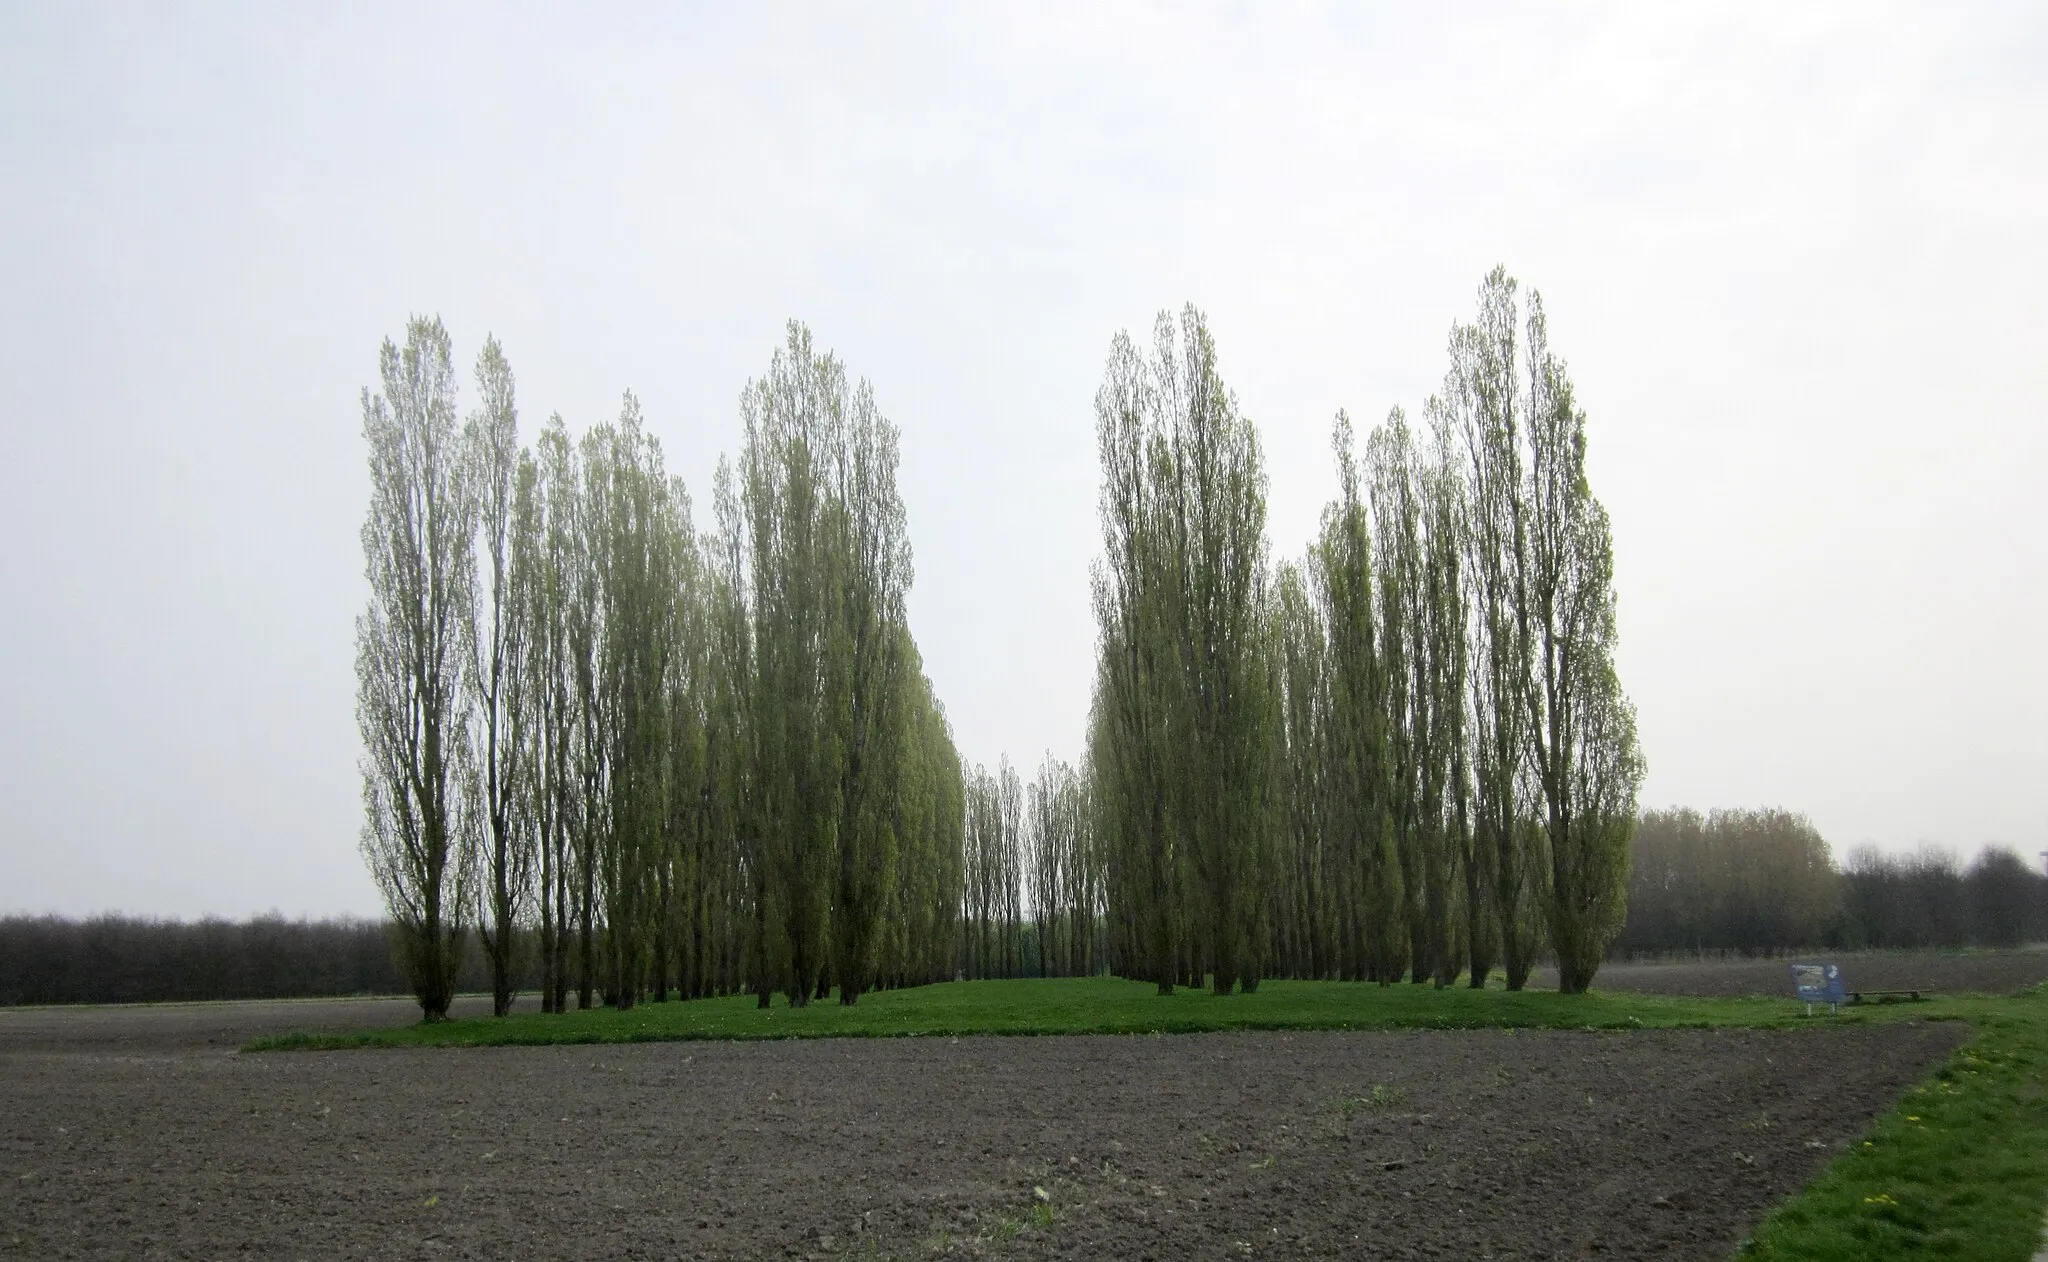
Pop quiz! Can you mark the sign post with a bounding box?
[1788,961,1845,1015]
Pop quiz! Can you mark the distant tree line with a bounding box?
[14,810,2036,1004]
[1617,807,2048,955]
[0,908,1108,1006]
[0,915,487,1006]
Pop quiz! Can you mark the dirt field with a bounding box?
[0,995,1967,1260]
[1548,948,2048,1000]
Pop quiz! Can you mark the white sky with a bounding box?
[2,4,2044,919]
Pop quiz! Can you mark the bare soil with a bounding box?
[1551,948,2048,1000]
[0,995,1966,1260]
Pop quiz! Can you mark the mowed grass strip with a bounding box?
[1739,982,2048,1262]
[244,974,1970,1051]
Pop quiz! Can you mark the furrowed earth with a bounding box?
[0,957,2016,1261]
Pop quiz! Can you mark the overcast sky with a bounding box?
[2,4,2043,919]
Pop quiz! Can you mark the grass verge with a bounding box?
[244,973,1981,1051]
[1738,982,2048,1261]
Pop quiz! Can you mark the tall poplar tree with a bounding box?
[464,336,533,1017]
[826,378,912,1005]
[1158,308,1278,993]
[1089,306,1278,994]
[1448,272,1545,990]
[526,416,583,1013]
[1416,401,1482,987]
[583,395,690,1011]
[1516,292,1645,993]
[1272,561,1331,979]
[357,316,477,1021]
[1315,412,1405,982]
[1366,410,1429,982]
[1089,328,1181,991]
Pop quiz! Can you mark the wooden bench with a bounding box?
[1847,989,1928,1005]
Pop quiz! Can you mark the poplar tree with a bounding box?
[1366,411,1428,982]
[562,416,607,1009]
[1315,412,1404,982]
[737,322,934,1005]
[741,333,843,1006]
[584,396,691,1011]
[1417,401,1484,987]
[1272,561,1331,979]
[1517,292,1644,993]
[464,337,534,1017]
[1448,273,1545,990]
[996,757,1024,978]
[884,641,963,988]
[1089,306,1278,994]
[1027,756,1064,978]
[357,316,477,1021]
[826,378,912,1005]
[1158,308,1279,993]
[1026,754,1099,978]
[1059,760,1102,977]
[1089,328,1181,991]
[961,762,1023,979]
[526,416,582,1013]
[709,457,769,1006]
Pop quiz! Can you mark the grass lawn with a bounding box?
[246,975,2048,1261]
[248,974,1860,1050]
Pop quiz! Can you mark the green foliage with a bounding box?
[961,759,1024,980]
[358,318,966,1022]
[359,271,1649,1034]
[1623,808,1838,955]
[1313,410,1404,983]
[1025,754,1102,979]
[1110,267,1641,1000]
[738,323,954,1006]
[356,315,477,1021]
[1088,306,1281,995]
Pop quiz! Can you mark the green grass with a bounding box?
[243,974,1958,1051]
[244,975,2048,1260]
[1739,983,2048,1261]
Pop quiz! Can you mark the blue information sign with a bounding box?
[1788,961,1845,1007]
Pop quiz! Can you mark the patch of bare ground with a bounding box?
[1554,948,2048,999]
[0,994,529,1057]
[0,998,1966,1260]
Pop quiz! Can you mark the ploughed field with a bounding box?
[0,977,1983,1262]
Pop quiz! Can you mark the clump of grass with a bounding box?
[1338,1083,1406,1116]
